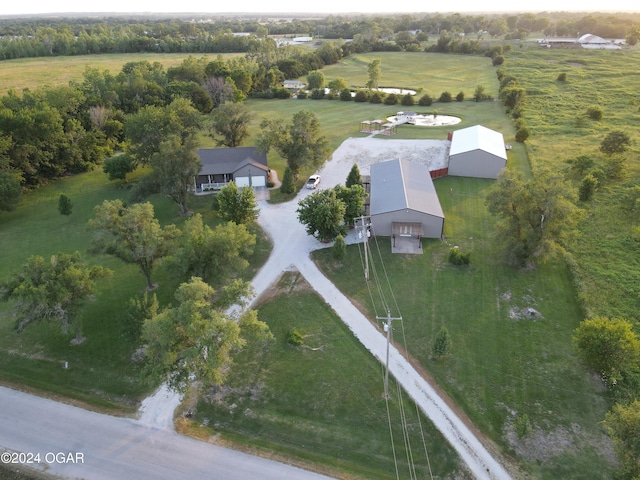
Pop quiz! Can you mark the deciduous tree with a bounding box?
[150,134,201,215]
[486,169,582,266]
[142,276,271,392]
[216,181,259,225]
[209,103,252,148]
[603,400,640,479]
[600,130,631,156]
[102,153,136,183]
[366,59,381,89]
[297,189,346,242]
[307,71,325,90]
[257,110,329,177]
[334,184,367,226]
[171,213,255,285]
[88,200,180,290]
[1,252,110,337]
[573,317,640,387]
[0,167,22,212]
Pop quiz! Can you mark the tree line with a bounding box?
[2,12,640,60]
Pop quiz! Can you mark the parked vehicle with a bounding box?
[306,174,321,189]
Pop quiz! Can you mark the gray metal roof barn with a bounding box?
[448,125,507,179]
[370,159,444,240]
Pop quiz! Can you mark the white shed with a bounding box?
[448,125,507,179]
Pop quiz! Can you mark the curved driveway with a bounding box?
[0,139,512,480]
[250,144,513,480]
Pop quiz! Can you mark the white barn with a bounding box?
[448,125,507,179]
[370,159,444,239]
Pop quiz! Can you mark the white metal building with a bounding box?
[448,125,507,179]
[370,159,444,239]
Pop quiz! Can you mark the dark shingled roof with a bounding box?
[197,147,268,175]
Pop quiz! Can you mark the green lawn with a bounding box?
[321,51,500,98]
[312,175,614,478]
[192,272,469,480]
[0,168,271,412]
[0,52,242,95]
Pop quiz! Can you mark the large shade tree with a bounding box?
[486,168,582,266]
[88,200,180,290]
[1,252,110,337]
[297,188,346,242]
[142,276,272,393]
[171,213,256,285]
[216,181,259,225]
[257,110,329,178]
[150,133,201,215]
[209,103,252,148]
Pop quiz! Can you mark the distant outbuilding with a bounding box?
[448,125,507,179]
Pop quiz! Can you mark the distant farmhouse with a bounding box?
[194,147,269,193]
[537,33,622,50]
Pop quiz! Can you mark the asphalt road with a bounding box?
[0,386,332,480]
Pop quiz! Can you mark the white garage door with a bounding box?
[251,176,266,187]
[235,176,250,187]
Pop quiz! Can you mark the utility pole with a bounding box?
[354,216,371,281]
[377,310,402,399]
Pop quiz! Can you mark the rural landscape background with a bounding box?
[0,10,639,480]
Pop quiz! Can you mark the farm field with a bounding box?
[0,52,241,96]
[503,45,640,323]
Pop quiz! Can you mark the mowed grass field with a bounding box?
[191,273,469,480]
[313,176,613,478]
[0,168,272,412]
[0,52,242,95]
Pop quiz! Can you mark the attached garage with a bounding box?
[448,125,507,179]
[370,159,444,240]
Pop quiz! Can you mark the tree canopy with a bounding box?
[1,252,110,336]
[209,103,252,148]
[257,110,329,177]
[171,213,256,285]
[216,181,259,225]
[88,200,180,290]
[297,188,346,242]
[142,276,271,392]
[150,133,202,215]
[573,317,640,388]
[486,169,582,266]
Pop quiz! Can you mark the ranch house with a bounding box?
[194,147,269,193]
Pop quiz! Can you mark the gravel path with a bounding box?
[141,138,513,479]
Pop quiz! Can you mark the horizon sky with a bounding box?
[2,1,640,16]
